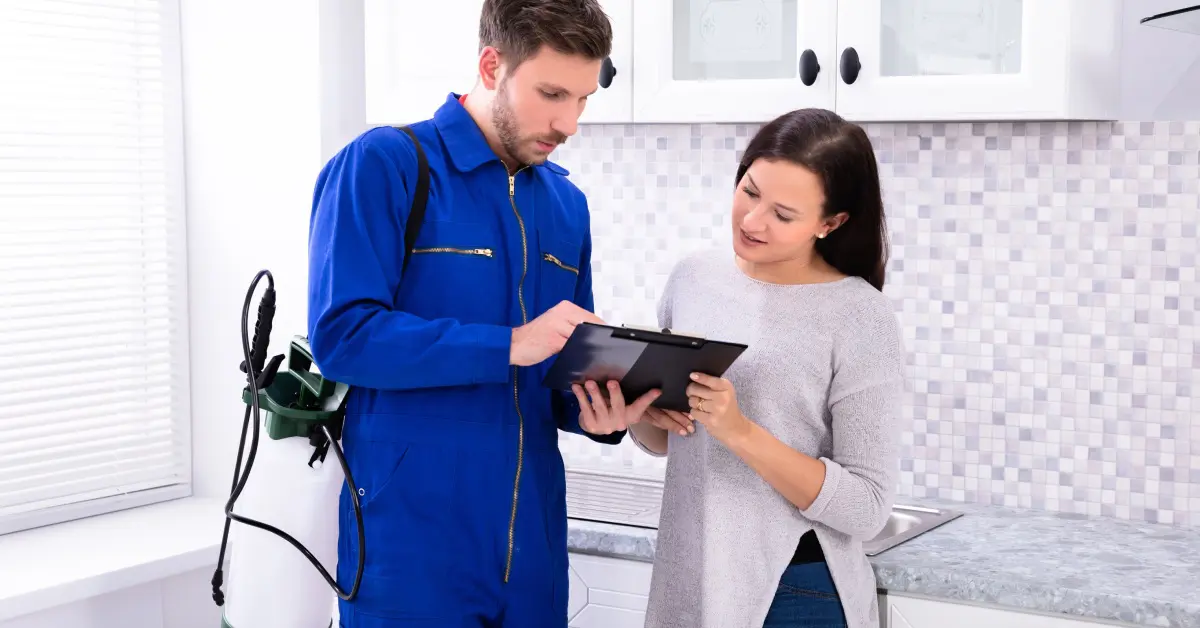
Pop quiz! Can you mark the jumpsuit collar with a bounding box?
[433,93,569,176]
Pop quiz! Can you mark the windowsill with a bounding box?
[0,496,226,622]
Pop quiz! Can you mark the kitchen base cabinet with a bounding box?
[567,552,652,628]
[880,593,1141,628]
[562,562,1146,628]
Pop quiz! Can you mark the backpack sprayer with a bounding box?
[210,125,429,628]
[210,269,364,628]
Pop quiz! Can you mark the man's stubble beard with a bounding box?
[492,79,564,167]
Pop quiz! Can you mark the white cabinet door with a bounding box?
[632,0,838,123]
[364,0,485,125]
[833,0,1121,121]
[580,0,634,123]
[567,553,652,628]
[882,593,1132,628]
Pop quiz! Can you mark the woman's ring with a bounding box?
[697,398,706,413]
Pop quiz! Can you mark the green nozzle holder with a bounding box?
[241,336,348,440]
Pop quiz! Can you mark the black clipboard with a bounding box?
[541,323,748,413]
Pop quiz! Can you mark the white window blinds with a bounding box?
[0,0,191,535]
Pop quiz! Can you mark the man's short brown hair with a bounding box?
[479,0,613,70]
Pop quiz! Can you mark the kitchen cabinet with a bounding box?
[579,0,634,124]
[879,593,1140,628]
[832,0,1121,122]
[566,552,652,628]
[635,0,1122,123]
[363,0,1125,125]
[363,0,632,126]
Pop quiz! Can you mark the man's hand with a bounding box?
[510,301,603,367]
[572,380,661,436]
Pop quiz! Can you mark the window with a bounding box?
[0,0,191,535]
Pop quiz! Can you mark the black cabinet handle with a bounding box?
[799,49,820,86]
[599,57,617,88]
[839,47,861,84]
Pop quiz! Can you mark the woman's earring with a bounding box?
[817,232,826,239]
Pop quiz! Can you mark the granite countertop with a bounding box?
[566,496,1200,628]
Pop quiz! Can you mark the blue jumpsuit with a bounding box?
[307,94,623,627]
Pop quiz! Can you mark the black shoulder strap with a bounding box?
[396,125,429,277]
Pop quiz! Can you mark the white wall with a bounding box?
[2,2,367,626]
[182,0,366,618]
[183,0,367,502]
[1119,0,1200,120]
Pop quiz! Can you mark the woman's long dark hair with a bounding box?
[735,108,889,291]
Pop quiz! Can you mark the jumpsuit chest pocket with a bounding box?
[401,219,504,322]
[536,234,582,311]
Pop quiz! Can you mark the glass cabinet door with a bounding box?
[633,0,837,123]
[878,0,1024,78]
[834,0,1068,121]
[672,0,801,81]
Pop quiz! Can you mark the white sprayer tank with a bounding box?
[221,431,344,628]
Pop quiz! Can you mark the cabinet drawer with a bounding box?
[568,553,652,628]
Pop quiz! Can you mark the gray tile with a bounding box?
[555,119,1200,528]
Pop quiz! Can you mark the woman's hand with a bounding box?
[687,372,752,443]
[572,380,661,435]
[642,407,694,437]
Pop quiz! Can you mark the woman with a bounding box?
[573,108,904,628]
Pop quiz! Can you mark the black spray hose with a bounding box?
[211,270,366,608]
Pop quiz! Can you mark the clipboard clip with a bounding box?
[613,325,706,349]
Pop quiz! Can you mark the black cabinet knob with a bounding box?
[799,49,820,86]
[839,47,861,84]
[599,57,617,88]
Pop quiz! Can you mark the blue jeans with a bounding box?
[761,561,848,628]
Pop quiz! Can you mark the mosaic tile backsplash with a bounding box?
[550,119,1200,528]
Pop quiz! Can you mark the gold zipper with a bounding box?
[410,247,494,257]
[504,166,528,584]
[543,252,579,275]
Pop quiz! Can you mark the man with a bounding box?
[306,1,660,626]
